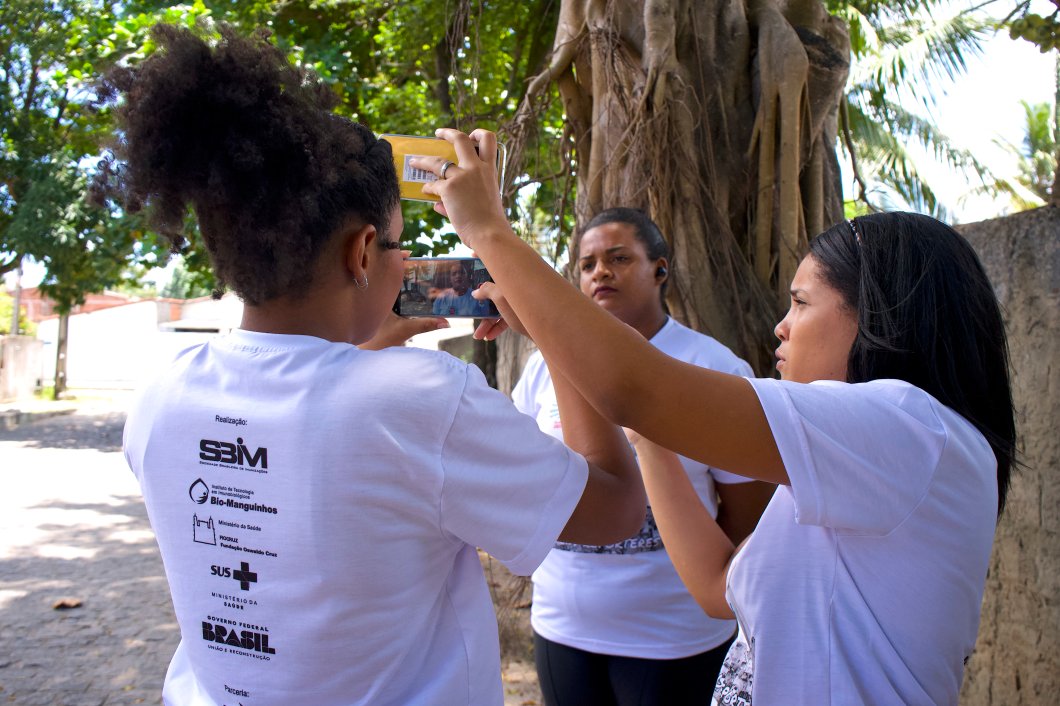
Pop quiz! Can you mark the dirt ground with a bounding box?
[483,552,543,705]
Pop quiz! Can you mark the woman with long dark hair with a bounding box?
[418,129,1016,705]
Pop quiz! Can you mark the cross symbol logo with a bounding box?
[232,562,258,591]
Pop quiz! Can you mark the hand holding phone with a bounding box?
[381,134,506,203]
[394,258,501,319]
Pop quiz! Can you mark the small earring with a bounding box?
[354,274,369,290]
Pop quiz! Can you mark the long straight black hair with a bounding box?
[809,212,1016,515]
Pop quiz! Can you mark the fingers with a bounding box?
[468,129,497,167]
[360,313,449,350]
[474,318,509,341]
[472,281,529,338]
[403,316,451,337]
[435,128,481,165]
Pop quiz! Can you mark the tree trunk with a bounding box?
[53,313,68,400]
[9,256,22,335]
[504,0,849,373]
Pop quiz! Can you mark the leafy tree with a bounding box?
[160,258,214,300]
[967,95,1057,211]
[834,1,998,219]
[1,0,212,396]
[1004,2,1060,204]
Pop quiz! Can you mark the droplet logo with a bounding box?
[189,478,210,504]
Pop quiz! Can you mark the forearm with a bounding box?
[633,438,736,619]
[548,356,647,545]
[470,226,786,483]
[715,480,775,544]
[421,129,785,483]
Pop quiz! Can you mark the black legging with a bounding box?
[534,631,734,706]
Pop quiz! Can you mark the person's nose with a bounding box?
[591,261,613,281]
[774,311,790,341]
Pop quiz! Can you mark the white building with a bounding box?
[33,294,473,390]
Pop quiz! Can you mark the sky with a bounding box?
[914,20,1056,222]
[5,16,1057,291]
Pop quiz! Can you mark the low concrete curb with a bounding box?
[0,404,78,431]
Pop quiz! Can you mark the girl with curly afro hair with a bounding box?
[108,23,645,706]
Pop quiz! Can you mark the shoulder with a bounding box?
[654,319,753,376]
[352,346,479,392]
[750,377,982,449]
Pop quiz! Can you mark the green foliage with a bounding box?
[1006,4,1060,52]
[971,97,1057,211]
[832,1,998,218]
[1015,98,1058,200]
[0,0,209,310]
[9,0,1025,308]
[0,289,36,336]
[160,258,214,299]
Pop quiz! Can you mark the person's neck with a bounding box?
[629,309,668,341]
[240,288,357,344]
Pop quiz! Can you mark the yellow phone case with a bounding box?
[380,134,506,202]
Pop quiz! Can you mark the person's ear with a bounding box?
[343,223,378,284]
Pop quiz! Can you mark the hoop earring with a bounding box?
[354,274,369,290]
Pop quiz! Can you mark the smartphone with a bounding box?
[393,257,500,318]
[380,134,507,202]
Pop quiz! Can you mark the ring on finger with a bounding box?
[439,160,455,180]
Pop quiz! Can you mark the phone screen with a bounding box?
[393,258,500,318]
[380,134,507,202]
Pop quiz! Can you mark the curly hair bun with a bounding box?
[99,23,398,305]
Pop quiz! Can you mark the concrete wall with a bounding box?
[959,206,1060,704]
[35,298,242,390]
[0,336,43,401]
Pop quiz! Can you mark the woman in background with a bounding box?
[512,208,772,705]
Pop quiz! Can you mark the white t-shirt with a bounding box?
[123,330,588,706]
[512,317,755,658]
[713,378,997,706]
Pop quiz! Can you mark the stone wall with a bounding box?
[0,335,43,402]
[959,206,1060,704]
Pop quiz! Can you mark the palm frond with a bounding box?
[848,8,993,104]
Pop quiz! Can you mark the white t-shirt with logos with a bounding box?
[512,317,756,658]
[713,378,997,706]
[123,330,588,706]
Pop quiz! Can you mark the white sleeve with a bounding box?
[440,363,588,576]
[747,378,948,534]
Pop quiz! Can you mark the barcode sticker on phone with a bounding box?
[403,155,438,184]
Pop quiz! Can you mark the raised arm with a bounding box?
[417,129,787,485]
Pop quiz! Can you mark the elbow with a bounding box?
[691,572,735,620]
[592,380,647,430]
[586,500,647,546]
[699,596,735,621]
